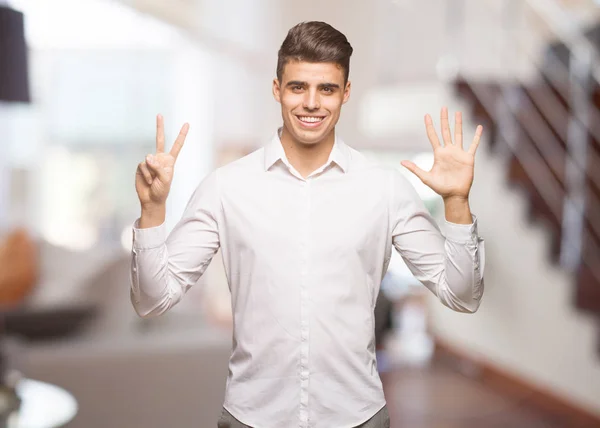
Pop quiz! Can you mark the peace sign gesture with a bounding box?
[401,107,483,200]
[135,114,190,209]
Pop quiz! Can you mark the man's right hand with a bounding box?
[135,114,189,227]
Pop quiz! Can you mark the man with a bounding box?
[131,21,484,428]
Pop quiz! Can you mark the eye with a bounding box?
[292,85,304,92]
[322,87,334,94]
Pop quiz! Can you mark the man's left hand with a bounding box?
[401,107,483,200]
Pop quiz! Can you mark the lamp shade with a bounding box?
[0,5,30,103]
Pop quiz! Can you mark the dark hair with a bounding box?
[276,21,353,84]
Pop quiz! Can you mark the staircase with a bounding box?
[452,17,600,349]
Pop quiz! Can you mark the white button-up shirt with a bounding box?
[130,129,485,428]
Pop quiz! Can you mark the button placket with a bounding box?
[299,179,311,427]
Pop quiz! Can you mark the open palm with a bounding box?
[401,107,483,200]
[135,114,189,208]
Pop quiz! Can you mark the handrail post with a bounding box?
[560,45,592,271]
[496,0,522,156]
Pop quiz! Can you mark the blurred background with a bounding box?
[1,0,600,426]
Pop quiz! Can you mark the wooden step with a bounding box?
[574,235,600,314]
[507,154,563,262]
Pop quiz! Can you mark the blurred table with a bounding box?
[11,379,77,428]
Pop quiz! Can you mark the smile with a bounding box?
[296,115,326,128]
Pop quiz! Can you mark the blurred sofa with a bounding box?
[15,240,232,427]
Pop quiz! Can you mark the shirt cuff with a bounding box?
[443,214,479,243]
[132,218,167,250]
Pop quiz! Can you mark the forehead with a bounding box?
[281,60,345,84]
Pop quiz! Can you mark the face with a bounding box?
[273,60,351,147]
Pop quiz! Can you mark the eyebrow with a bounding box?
[286,81,341,89]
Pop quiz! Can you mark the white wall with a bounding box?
[427,96,600,417]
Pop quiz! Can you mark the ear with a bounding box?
[272,78,281,103]
[342,80,351,104]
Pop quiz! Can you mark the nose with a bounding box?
[303,88,320,111]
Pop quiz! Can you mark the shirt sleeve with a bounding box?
[390,169,485,313]
[130,169,221,317]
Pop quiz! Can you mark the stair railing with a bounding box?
[446,0,600,283]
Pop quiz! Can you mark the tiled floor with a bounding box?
[380,359,572,428]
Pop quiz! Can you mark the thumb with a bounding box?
[145,155,168,183]
[401,160,429,183]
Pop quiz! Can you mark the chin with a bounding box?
[286,120,333,146]
[296,132,328,145]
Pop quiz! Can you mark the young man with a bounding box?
[132,21,484,428]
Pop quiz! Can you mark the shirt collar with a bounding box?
[264,127,350,173]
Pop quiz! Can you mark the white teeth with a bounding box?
[298,116,324,123]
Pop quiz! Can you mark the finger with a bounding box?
[454,111,463,149]
[468,125,484,156]
[440,106,452,145]
[145,154,168,182]
[401,160,430,184]
[170,122,190,160]
[138,162,154,185]
[424,114,441,149]
[156,114,165,153]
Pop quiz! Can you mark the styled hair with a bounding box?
[276,21,353,84]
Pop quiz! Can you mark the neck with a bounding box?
[279,126,335,178]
